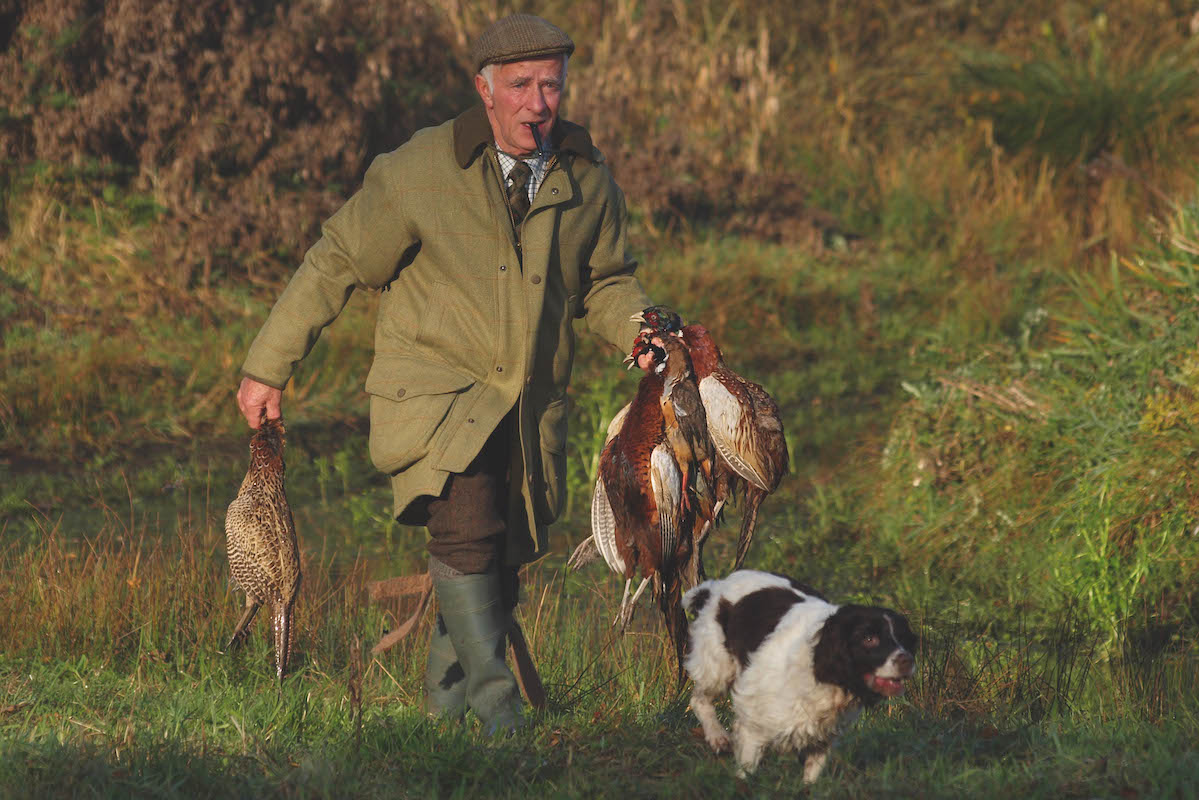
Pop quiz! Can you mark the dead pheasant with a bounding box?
[657,334,716,511]
[655,333,717,584]
[682,323,788,569]
[225,414,302,680]
[595,333,695,682]
[633,307,789,571]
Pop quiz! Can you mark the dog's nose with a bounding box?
[895,650,915,675]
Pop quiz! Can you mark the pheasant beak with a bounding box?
[629,312,645,324]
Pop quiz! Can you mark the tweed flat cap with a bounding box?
[471,14,575,73]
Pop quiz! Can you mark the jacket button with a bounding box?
[531,275,542,284]
[496,366,504,373]
[396,388,406,398]
[468,418,475,424]
[499,264,507,271]
[551,187,559,195]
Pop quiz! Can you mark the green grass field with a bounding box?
[4,1,1199,796]
[1,511,1196,799]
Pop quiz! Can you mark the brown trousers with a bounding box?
[400,410,517,582]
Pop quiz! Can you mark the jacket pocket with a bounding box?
[534,396,570,524]
[365,356,475,474]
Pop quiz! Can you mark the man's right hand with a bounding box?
[237,376,283,429]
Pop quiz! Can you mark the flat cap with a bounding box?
[470,14,575,73]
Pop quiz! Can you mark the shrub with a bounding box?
[873,200,1199,648]
[0,0,472,287]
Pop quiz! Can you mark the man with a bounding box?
[235,14,657,732]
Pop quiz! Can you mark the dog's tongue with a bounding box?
[866,674,906,697]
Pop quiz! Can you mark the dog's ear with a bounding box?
[686,587,711,620]
[813,608,855,688]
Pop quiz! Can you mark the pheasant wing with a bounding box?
[700,374,772,491]
[649,444,682,567]
[743,379,788,490]
[606,402,631,440]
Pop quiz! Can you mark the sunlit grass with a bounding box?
[5,1,1199,794]
[1,510,1195,798]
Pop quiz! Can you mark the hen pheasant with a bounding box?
[225,415,302,680]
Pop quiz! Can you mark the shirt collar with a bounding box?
[495,147,548,180]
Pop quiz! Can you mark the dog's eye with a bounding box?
[862,634,880,648]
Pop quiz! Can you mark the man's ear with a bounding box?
[474,73,493,108]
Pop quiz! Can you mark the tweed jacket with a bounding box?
[241,104,652,564]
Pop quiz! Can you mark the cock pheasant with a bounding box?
[224,415,302,680]
[594,332,695,681]
[633,307,789,571]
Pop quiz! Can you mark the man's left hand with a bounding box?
[634,327,659,371]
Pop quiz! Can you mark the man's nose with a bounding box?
[527,88,547,113]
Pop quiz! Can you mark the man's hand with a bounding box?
[237,376,283,429]
[630,305,684,372]
[634,327,660,372]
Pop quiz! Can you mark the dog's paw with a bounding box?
[690,725,731,753]
[706,729,731,754]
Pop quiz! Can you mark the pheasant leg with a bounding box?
[616,577,651,631]
[613,579,633,628]
[226,596,261,651]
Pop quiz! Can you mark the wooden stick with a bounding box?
[369,578,433,655]
[508,619,546,709]
[366,572,433,602]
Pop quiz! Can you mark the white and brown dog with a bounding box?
[683,570,917,782]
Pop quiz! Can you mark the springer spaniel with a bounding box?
[683,570,917,782]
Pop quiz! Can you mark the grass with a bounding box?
[1,513,1195,799]
[867,233,1199,644]
[5,0,1199,794]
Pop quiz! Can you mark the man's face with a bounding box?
[475,56,566,156]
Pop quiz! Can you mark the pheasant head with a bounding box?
[631,305,684,335]
[679,324,723,379]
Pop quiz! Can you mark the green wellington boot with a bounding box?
[430,560,524,734]
[423,611,467,719]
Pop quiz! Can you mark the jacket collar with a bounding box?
[453,103,596,169]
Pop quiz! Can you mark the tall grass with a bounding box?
[958,15,1199,169]
[867,204,1199,649]
[0,168,378,463]
[1,498,1195,798]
